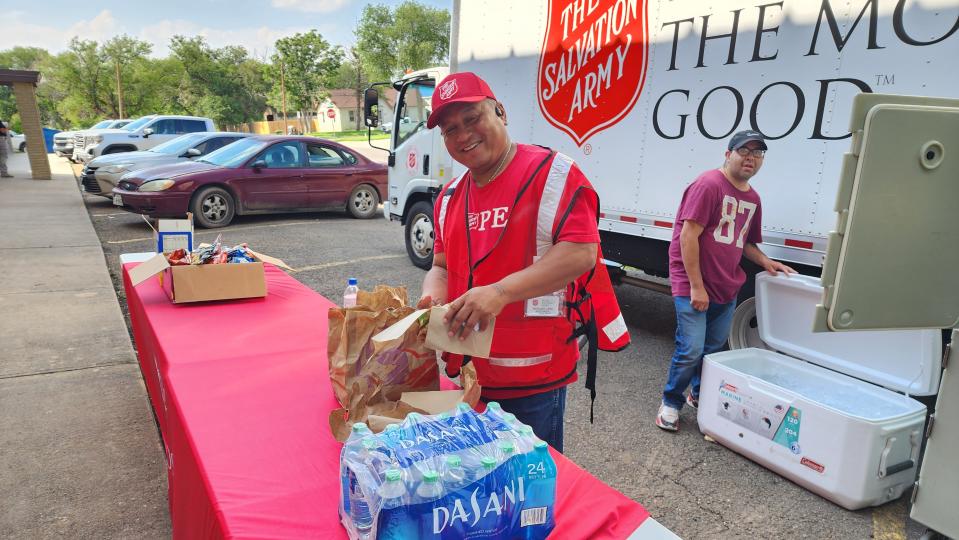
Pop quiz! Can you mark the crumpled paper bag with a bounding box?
[329,362,481,442]
[327,285,438,408]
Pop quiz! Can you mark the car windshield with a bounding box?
[90,120,113,129]
[149,133,208,155]
[111,120,132,128]
[122,117,154,132]
[198,137,266,168]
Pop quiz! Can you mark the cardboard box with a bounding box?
[154,214,194,253]
[128,250,289,304]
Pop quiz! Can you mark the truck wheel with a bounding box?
[191,186,235,228]
[728,297,772,350]
[405,200,434,270]
[347,184,380,219]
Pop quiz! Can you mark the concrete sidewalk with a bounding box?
[0,152,170,538]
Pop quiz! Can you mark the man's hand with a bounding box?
[763,260,796,276]
[444,284,509,340]
[691,285,709,312]
[416,296,441,309]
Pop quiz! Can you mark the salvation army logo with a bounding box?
[438,79,458,101]
[407,148,418,172]
[537,0,649,145]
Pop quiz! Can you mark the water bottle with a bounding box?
[341,423,371,518]
[343,277,359,308]
[516,425,536,454]
[415,470,444,502]
[347,423,373,535]
[379,468,408,509]
[442,455,469,493]
[475,456,498,481]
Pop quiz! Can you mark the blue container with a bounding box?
[42,127,60,153]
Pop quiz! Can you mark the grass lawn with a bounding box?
[307,130,390,142]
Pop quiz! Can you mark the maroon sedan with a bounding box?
[111,136,387,227]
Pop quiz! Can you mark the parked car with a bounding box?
[80,132,250,197]
[111,136,387,228]
[70,119,133,161]
[10,131,25,152]
[75,115,215,163]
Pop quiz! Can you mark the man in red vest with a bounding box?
[417,72,628,452]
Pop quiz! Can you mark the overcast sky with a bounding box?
[7,0,452,59]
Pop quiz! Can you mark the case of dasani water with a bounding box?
[339,403,556,539]
[699,273,941,510]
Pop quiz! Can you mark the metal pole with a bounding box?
[280,59,288,135]
[115,60,124,118]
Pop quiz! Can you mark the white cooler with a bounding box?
[699,273,942,510]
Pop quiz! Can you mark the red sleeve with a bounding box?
[432,194,445,255]
[677,177,720,229]
[553,164,600,244]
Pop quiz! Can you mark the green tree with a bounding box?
[169,36,269,127]
[271,30,344,133]
[102,35,152,118]
[331,47,368,131]
[355,1,450,82]
[0,47,53,130]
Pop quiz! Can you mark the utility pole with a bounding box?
[280,58,289,135]
[115,60,124,118]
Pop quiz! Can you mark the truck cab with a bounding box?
[365,67,453,269]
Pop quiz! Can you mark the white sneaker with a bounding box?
[655,402,680,432]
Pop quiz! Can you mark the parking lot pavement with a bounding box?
[77,151,926,540]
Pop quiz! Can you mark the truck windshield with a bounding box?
[122,117,154,132]
[90,120,112,129]
[198,138,265,168]
[149,133,208,155]
[395,81,434,148]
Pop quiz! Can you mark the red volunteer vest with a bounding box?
[438,148,631,411]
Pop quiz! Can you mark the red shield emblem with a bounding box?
[538,0,649,145]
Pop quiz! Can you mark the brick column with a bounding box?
[12,81,51,180]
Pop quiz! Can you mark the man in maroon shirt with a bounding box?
[656,130,795,432]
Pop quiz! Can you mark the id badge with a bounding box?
[524,254,566,317]
[525,289,566,317]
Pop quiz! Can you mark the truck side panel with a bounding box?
[454,0,959,267]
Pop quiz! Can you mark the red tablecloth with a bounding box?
[123,263,652,539]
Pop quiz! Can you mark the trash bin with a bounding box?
[42,127,60,153]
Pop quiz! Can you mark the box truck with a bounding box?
[365,0,959,343]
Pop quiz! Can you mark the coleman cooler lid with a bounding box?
[756,273,942,396]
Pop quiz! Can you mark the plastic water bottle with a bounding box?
[442,455,469,493]
[341,423,371,518]
[416,470,444,502]
[379,468,408,509]
[475,456,498,481]
[346,423,373,535]
[516,425,536,453]
[343,277,359,308]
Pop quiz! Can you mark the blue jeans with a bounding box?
[662,296,737,410]
[484,386,567,452]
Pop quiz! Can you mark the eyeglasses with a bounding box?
[735,147,766,158]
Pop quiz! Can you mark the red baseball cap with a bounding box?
[427,72,497,129]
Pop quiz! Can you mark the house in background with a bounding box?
[316,89,364,133]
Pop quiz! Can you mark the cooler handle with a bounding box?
[877,432,919,479]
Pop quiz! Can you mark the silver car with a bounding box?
[80,132,249,197]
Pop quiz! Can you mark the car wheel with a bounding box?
[405,200,434,270]
[191,186,235,228]
[347,184,380,219]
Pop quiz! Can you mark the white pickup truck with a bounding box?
[75,115,215,163]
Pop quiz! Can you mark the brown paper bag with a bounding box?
[425,304,495,358]
[327,285,439,408]
[328,362,482,442]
